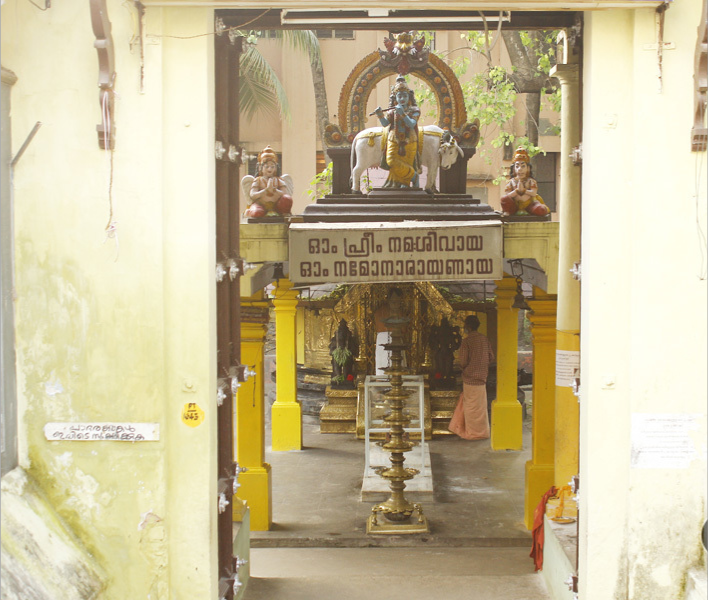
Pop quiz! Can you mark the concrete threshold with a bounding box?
[251,534,531,549]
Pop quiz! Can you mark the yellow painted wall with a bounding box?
[1,2,218,597]
[580,5,707,599]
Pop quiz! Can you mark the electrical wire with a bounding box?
[25,0,48,11]
[150,9,272,40]
[101,91,119,261]
[694,150,707,280]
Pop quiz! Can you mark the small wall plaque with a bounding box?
[44,422,159,442]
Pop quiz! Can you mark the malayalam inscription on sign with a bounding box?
[44,422,160,442]
[289,221,503,285]
[630,413,702,469]
[555,350,580,387]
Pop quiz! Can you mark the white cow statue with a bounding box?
[349,125,464,194]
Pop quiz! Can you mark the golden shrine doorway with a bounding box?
[299,281,497,438]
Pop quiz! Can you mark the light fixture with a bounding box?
[511,279,532,311]
[508,259,532,311]
[280,9,511,26]
[272,262,285,283]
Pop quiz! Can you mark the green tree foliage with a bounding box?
[238,30,322,122]
[307,161,332,199]
[411,27,561,183]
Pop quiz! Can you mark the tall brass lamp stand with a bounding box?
[367,314,429,534]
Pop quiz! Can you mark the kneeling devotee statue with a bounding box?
[500,147,550,217]
[241,145,294,218]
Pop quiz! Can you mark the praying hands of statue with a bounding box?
[513,179,537,202]
[252,177,283,201]
[265,178,282,197]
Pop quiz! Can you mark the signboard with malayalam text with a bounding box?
[289,221,503,285]
[44,422,160,442]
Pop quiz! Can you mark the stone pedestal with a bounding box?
[302,191,498,223]
[319,386,358,433]
[430,389,460,435]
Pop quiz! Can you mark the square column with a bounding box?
[524,291,557,529]
[271,278,302,451]
[234,293,272,531]
[491,276,523,450]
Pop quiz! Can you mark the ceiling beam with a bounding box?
[219,8,582,30]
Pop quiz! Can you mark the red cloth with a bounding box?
[530,486,557,571]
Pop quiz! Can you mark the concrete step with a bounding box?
[242,547,550,600]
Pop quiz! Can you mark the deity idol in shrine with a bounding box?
[372,76,421,189]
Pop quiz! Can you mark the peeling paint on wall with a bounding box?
[138,511,169,600]
[14,246,169,597]
[0,468,106,599]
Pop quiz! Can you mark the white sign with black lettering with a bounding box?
[44,422,160,442]
[555,350,580,387]
[289,220,503,285]
[630,414,702,469]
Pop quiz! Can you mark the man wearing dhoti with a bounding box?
[449,315,495,440]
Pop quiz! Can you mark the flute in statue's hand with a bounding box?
[369,105,395,117]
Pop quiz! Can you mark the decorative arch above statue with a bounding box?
[319,32,483,197]
[323,32,480,149]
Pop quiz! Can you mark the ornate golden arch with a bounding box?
[324,50,479,148]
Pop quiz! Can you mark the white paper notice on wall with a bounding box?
[44,422,160,442]
[555,350,580,387]
[630,414,701,469]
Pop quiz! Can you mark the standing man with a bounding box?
[373,76,421,189]
[449,315,495,440]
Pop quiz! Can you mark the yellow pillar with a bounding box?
[234,292,272,530]
[491,276,523,450]
[271,278,302,451]
[524,290,557,529]
[296,306,305,365]
[550,61,581,489]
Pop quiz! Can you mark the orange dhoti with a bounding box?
[448,383,490,440]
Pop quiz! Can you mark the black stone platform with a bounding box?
[301,188,500,223]
[243,216,289,224]
[501,214,553,222]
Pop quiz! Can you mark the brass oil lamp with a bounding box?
[367,312,428,534]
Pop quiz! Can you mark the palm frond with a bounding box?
[279,30,321,63]
[239,45,290,121]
